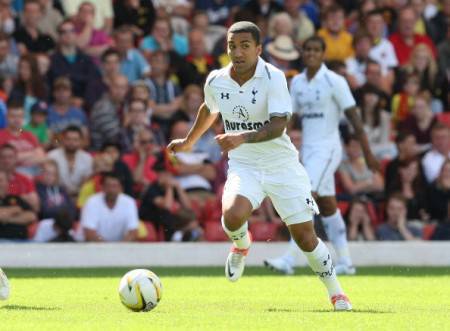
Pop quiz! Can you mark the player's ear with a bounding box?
[256,44,262,57]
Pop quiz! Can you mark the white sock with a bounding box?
[221,217,251,249]
[321,210,353,266]
[303,239,343,298]
[280,238,301,266]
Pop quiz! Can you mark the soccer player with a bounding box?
[0,268,10,300]
[168,22,351,310]
[264,36,380,275]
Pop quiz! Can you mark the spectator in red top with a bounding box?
[0,144,39,212]
[122,128,162,190]
[389,6,437,66]
[0,99,46,174]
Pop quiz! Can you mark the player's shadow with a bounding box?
[266,308,394,314]
[1,304,61,311]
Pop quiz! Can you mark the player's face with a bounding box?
[302,41,324,68]
[227,32,261,75]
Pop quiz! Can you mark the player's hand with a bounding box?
[365,153,381,173]
[167,138,193,153]
[215,133,246,152]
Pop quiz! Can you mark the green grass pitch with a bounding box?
[1,267,449,330]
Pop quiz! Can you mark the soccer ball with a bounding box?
[118,269,162,312]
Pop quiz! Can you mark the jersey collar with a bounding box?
[226,56,267,79]
[303,63,327,82]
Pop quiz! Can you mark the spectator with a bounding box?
[122,128,161,189]
[80,171,139,242]
[90,74,128,150]
[191,10,227,54]
[0,0,16,35]
[140,16,188,57]
[384,132,419,190]
[427,0,450,44]
[48,125,93,197]
[386,157,428,221]
[437,24,450,110]
[194,0,239,26]
[37,0,64,40]
[242,0,282,19]
[120,98,151,153]
[77,152,114,207]
[61,0,113,33]
[365,9,398,89]
[35,159,77,220]
[283,0,315,46]
[146,50,182,131]
[169,120,216,203]
[344,197,376,241]
[0,169,36,240]
[101,142,133,196]
[354,60,391,105]
[345,30,373,90]
[358,85,395,160]
[317,4,354,62]
[337,134,384,199]
[0,33,18,80]
[397,91,437,149]
[48,19,100,106]
[171,83,203,124]
[391,72,421,125]
[0,99,46,173]
[129,80,155,126]
[376,193,422,240]
[266,11,294,43]
[13,0,55,54]
[422,122,450,183]
[114,25,150,83]
[0,144,39,211]
[73,1,113,62]
[139,164,202,241]
[32,209,76,242]
[426,159,450,222]
[84,48,121,111]
[23,100,50,147]
[47,77,89,143]
[10,53,48,122]
[389,6,436,66]
[113,0,156,36]
[264,35,300,75]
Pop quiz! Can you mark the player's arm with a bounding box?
[167,102,219,153]
[345,106,380,172]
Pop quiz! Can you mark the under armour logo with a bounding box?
[221,92,230,99]
[306,198,313,206]
[251,88,258,104]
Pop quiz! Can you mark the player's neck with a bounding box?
[230,64,257,86]
[306,66,321,81]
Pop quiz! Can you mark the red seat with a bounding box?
[437,113,450,128]
[337,201,350,215]
[422,224,437,240]
[138,221,159,242]
[27,222,38,239]
[249,222,279,242]
[204,221,228,241]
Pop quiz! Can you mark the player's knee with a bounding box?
[317,198,337,216]
[295,231,318,252]
[222,208,247,231]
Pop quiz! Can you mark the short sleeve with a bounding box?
[125,197,139,231]
[289,76,301,115]
[332,75,356,111]
[268,70,292,118]
[80,196,99,230]
[204,71,219,114]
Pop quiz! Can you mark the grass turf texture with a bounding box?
[1,267,449,330]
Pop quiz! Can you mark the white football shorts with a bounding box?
[301,144,343,197]
[223,159,319,225]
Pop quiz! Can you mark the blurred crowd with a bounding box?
[0,0,449,243]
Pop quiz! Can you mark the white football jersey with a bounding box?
[204,57,298,166]
[290,64,356,147]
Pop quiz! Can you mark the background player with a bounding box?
[0,268,10,300]
[168,22,352,311]
[265,36,380,275]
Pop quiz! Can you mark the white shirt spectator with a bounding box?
[80,192,139,241]
[345,57,367,86]
[33,218,77,242]
[421,150,450,183]
[61,0,113,30]
[175,152,212,191]
[48,148,93,195]
[369,39,398,75]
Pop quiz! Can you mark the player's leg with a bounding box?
[222,165,264,282]
[0,267,10,300]
[288,221,351,311]
[316,195,355,275]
